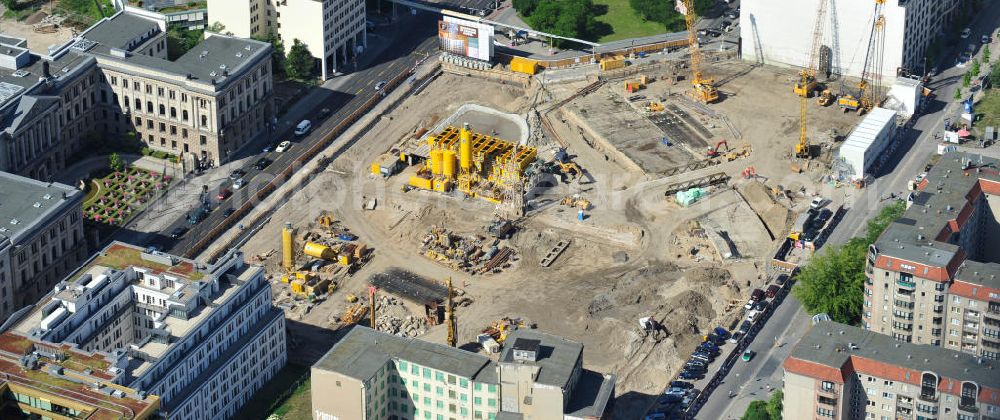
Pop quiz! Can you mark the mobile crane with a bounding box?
[682,0,718,103]
[795,0,829,158]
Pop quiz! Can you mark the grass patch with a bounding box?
[56,0,114,26]
[592,0,667,42]
[158,1,206,13]
[234,364,310,420]
[979,90,1000,130]
[3,4,40,21]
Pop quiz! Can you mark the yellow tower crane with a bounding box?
[838,0,885,115]
[682,0,718,103]
[795,0,829,159]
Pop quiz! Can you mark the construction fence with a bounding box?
[494,37,690,71]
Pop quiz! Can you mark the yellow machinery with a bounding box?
[561,195,591,210]
[817,89,834,106]
[287,272,331,298]
[345,293,358,303]
[644,102,665,113]
[303,241,368,267]
[317,213,334,230]
[340,302,366,325]
[482,317,526,345]
[839,0,885,115]
[599,56,625,71]
[409,123,538,204]
[281,222,294,271]
[725,144,752,161]
[509,57,538,75]
[682,0,718,103]
[793,0,828,98]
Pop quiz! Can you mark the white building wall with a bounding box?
[740,0,953,86]
[207,0,255,38]
[838,107,897,179]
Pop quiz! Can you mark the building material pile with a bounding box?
[373,295,427,337]
[420,226,517,275]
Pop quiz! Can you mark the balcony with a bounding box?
[919,393,938,403]
[965,312,981,321]
[816,385,839,396]
[895,300,916,309]
[894,323,914,332]
[988,304,1000,315]
[931,328,943,337]
[962,333,979,342]
[964,322,980,330]
[894,312,915,321]
[897,279,917,289]
[958,402,978,413]
[933,305,944,314]
[933,317,943,325]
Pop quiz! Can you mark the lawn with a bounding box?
[592,0,668,43]
[980,90,1000,130]
[234,363,311,420]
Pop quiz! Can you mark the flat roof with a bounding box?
[499,330,582,389]
[789,321,1000,389]
[841,107,897,150]
[314,326,497,383]
[954,260,1000,290]
[0,171,80,242]
[79,12,160,50]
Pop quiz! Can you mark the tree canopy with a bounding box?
[285,39,314,81]
[742,401,771,420]
[512,0,607,46]
[629,0,713,32]
[793,200,905,325]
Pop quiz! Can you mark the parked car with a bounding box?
[751,288,765,301]
[775,274,788,285]
[222,207,236,217]
[752,300,768,312]
[217,188,232,200]
[747,309,761,323]
[679,370,702,380]
[254,157,270,170]
[690,354,712,363]
[374,80,388,91]
[276,141,292,153]
[810,196,826,209]
[983,34,991,44]
[170,226,187,238]
[744,299,755,310]
[233,178,246,190]
[644,413,667,420]
[698,344,720,354]
[294,120,312,136]
[742,349,755,362]
[961,27,971,39]
[766,284,780,298]
[229,169,246,180]
[665,387,687,396]
[714,326,730,339]
[739,320,752,333]
[813,208,833,226]
[670,381,693,389]
[725,10,738,19]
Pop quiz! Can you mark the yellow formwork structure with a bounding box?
[420,123,537,200]
[281,222,294,271]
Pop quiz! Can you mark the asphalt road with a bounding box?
[149,12,439,255]
[694,4,1000,418]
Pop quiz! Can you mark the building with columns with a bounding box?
[207,0,367,80]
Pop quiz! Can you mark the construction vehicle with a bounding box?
[644,102,665,113]
[725,144,752,161]
[682,0,718,103]
[706,140,729,158]
[482,317,529,345]
[552,148,584,181]
[839,0,885,115]
[817,89,834,106]
[561,195,592,210]
[345,293,358,303]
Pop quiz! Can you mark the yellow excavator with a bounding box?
[838,0,885,115]
[682,0,718,103]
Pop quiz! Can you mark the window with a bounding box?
[201,115,208,127]
[822,381,834,391]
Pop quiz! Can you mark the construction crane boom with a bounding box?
[446,278,456,348]
[682,0,718,103]
[839,0,885,114]
[795,0,829,158]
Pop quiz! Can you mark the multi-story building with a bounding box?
[207,0,367,80]
[0,9,274,179]
[740,0,966,85]
[864,152,1000,360]
[783,321,1000,420]
[0,241,287,419]
[79,11,275,167]
[312,327,615,419]
[0,172,85,320]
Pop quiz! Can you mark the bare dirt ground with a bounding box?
[238,57,872,416]
[0,8,75,53]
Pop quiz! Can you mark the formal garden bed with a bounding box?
[82,166,172,226]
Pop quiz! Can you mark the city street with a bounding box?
[108,11,440,254]
[694,3,1000,418]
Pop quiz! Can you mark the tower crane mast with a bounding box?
[682,0,718,103]
[795,0,829,158]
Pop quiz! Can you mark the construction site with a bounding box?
[233,0,911,415]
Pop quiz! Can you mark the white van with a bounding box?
[294,120,312,136]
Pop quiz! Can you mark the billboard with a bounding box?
[438,16,494,61]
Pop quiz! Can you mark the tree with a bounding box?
[985,45,991,64]
[955,87,963,100]
[963,71,973,87]
[972,59,981,76]
[526,0,602,46]
[285,39,315,80]
[207,21,229,35]
[1,0,19,11]
[254,30,286,74]
[108,152,123,172]
[512,0,540,16]
[990,65,1000,89]
[742,401,771,420]
[766,390,783,420]
[793,201,905,325]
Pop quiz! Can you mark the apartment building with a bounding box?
[0,172,85,321]
[864,152,1000,360]
[0,10,274,179]
[740,0,966,85]
[312,327,615,419]
[783,321,1000,420]
[0,241,287,419]
[207,0,367,80]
